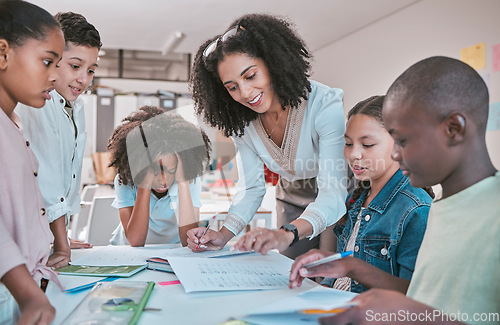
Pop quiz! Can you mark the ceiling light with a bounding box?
[161,31,185,56]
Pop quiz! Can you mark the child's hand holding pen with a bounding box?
[289,249,353,289]
[195,215,216,250]
[186,215,226,252]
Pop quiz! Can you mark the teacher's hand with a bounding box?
[187,227,227,252]
[233,228,293,255]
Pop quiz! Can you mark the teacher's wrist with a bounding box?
[278,228,295,247]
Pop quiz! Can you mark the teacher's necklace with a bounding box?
[261,107,285,139]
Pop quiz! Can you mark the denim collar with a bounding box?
[352,169,408,214]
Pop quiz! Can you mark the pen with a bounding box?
[299,302,357,315]
[302,251,353,269]
[300,307,349,314]
[195,214,216,250]
[64,277,118,293]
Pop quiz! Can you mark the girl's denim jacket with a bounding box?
[323,169,432,293]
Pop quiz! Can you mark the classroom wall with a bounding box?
[95,78,189,95]
[311,0,500,168]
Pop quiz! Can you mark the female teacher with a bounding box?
[187,13,348,259]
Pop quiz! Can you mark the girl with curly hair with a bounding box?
[107,106,211,247]
[188,13,348,259]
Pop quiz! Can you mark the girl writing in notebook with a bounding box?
[0,1,64,323]
[289,96,433,293]
[107,107,211,247]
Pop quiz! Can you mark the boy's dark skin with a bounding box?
[319,56,497,324]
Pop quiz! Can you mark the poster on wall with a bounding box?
[493,43,500,72]
[460,42,486,70]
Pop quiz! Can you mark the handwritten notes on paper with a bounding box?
[70,245,292,293]
[167,252,291,293]
[460,42,486,70]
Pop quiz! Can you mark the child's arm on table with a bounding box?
[47,216,71,269]
[290,249,409,293]
[120,173,154,247]
[69,237,92,249]
[2,265,55,325]
[175,154,199,246]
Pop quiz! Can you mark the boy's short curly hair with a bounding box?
[386,56,489,135]
[189,13,311,137]
[107,106,211,186]
[54,11,102,49]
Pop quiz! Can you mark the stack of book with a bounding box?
[145,257,173,273]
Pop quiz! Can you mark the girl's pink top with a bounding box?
[0,108,60,287]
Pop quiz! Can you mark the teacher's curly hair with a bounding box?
[190,13,312,137]
[107,106,211,186]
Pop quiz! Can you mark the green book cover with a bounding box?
[57,264,146,277]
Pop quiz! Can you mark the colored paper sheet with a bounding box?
[487,102,500,132]
[460,42,486,70]
[493,43,500,72]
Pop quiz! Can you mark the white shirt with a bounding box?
[16,90,86,225]
[224,80,348,237]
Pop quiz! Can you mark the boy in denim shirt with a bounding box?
[16,12,101,269]
[319,57,499,325]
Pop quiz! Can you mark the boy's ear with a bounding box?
[0,39,10,70]
[444,112,466,146]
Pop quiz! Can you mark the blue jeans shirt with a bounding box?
[322,169,432,293]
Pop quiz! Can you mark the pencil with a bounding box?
[195,214,216,250]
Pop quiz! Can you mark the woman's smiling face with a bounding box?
[217,53,281,114]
